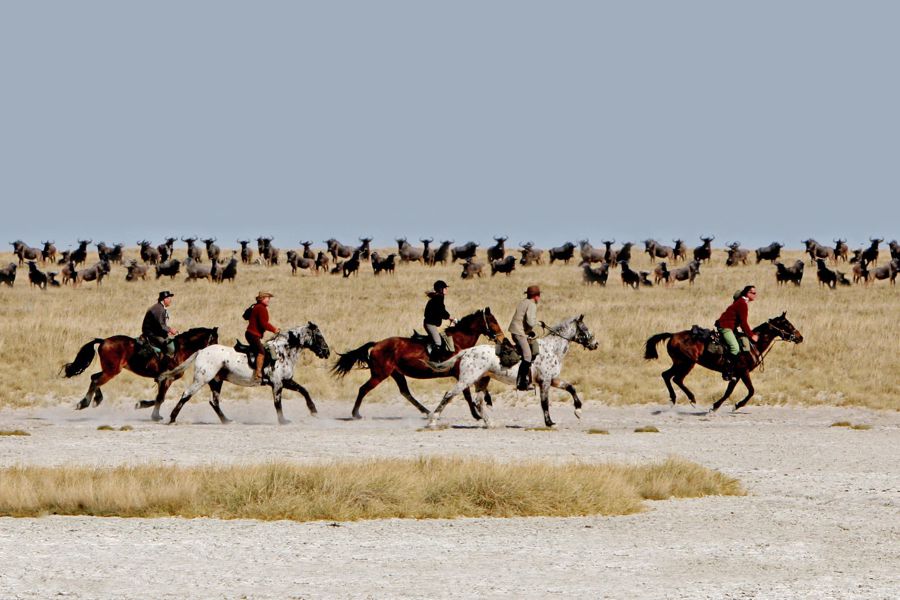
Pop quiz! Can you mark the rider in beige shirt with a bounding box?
[509,285,540,390]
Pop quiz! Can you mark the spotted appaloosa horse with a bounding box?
[644,312,803,413]
[428,316,598,428]
[159,323,330,425]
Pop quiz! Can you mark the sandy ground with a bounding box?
[0,395,898,599]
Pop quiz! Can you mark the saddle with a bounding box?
[412,330,456,356]
[234,340,276,371]
[690,325,724,355]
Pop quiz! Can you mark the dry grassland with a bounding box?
[0,246,897,411]
[0,457,742,521]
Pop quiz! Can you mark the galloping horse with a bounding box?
[331,308,505,419]
[161,323,330,425]
[644,312,803,412]
[62,327,219,421]
[427,316,598,428]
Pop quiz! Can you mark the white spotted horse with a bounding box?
[428,315,598,428]
[159,323,330,425]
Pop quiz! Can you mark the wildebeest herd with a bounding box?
[6,236,899,289]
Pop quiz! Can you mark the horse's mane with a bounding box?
[176,326,216,339]
[445,309,484,333]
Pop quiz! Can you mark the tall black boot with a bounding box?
[721,353,737,381]
[516,360,532,391]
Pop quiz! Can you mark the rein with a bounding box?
[752,320,792,372]
[541,321,588,348]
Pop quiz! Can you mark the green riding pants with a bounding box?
[718,328,740,355]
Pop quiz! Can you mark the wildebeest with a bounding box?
[420,239,435,265]
[47,272,61,287]
[96,242,113,262]
[238,240,254,264]
[107,243,125,264]
[56,250,72,265]
[139,240,160,264]
[888,240,900,261]
[639,271,654,287]
[833,239,849,262]
[451,241,479,263]
[487,236,507,262]
[330,261,344,275]
[549,242,576,264]
[286,250,316,275]
[653,261,670,285]
[816,258,838,289]
[836,271,851,286]
[672,239,687,263]
[342,251,362,277]
[616,242,635,264]
[256,237,279,266]
[670,260,701,285]
[725,242,750,267]
[71,240,92,266]
[519,242,544,266]
[601,240,618,265]
[851,259,870,285]
[619,260,641,289]
[581,261,609,286]
[396,238,425,263]
[356,237,373,261]
[871,258,899,285]
[203,238,221,263]
[155,258,181,279]
[693,236,715,264]
[11,241,42,265]
[315,252,330,273]
[299,241,315,260]
[215,255,239,283]
[755,242,783,264]
[27,261,48,289]
[184,257,212,282]
[802,239,835,264]
[861,238,882,266]
[41,241,57,264]
[433,240,453,265]
[324,238,353,262]
[158,238,176,262]
[774,260,804,286]
[74,259,111,287]
[60,260,78,285]
[644,239,674,261]
[578,240,605,264]
[371,252,397,275]
[125,260,149,281]
[460,257,484,279]
[183,237,203,263]
[490,255,516,276]
[0,263,17,286]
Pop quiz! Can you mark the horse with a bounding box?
[644,313,803,413]
[331,308,505,419]
[427,316,598,428]
[61,327,219,421]
[161,323,330,425]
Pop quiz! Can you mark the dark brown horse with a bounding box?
[62,327,219,421]
[644,313,802,412]
[331,308,505,419]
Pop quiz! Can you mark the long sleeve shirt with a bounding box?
[718,297,752,333]
[246,303,278,337]
[424,294,451,326]
[508,299,538,336]
[141,303,170,338]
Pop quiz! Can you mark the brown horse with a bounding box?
[331,308,505,419]
[62,327,219,421]
[644,313,803,412]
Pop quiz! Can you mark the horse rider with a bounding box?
[716,284,758,380]
[246,291,280,382]
[424,280,456,359]
[509,285,541,391]
[142,290,178,357]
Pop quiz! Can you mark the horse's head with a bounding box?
[289,322,330,359]
[570,315,598,349]
[766,312,803,344]
[177,327,219,350]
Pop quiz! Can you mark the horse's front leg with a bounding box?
[427,381,468,428]
[282,378,317,416]
[169,378,205,424]
[540,381,555,427]
[709,378,739,413]
[550,377,581,419]
[733,373,755,411]
[462,387,482,421]
[149,378,173,422]
[208,378,232,424]
[272,382,290,425]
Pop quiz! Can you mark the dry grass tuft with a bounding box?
[634,426,660,433]
[587,428,610,435]
[0,457,743,521]
[0,430,30,437]
[118,425,134,432]
[96,425,115,431]
[830,421,852,427]
[524,426,556,432]
[850,423,872,430]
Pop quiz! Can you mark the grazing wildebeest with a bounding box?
[138,240,160,264]
[889,240,900,261]
[451,241,478,263]
[215,255,239,283]
[852,259,870,285]
[802,239,835,264]
[645,312,802,412]
[816,258,838,289]
[548,241,576,264]
[342,251,362,277]
[331,308,504,420]
[184,257,212,282]
[433,240,453,265]
[203,238,220,263]
[287,250,316,275]
[644,239,674,261]
[672,239,687,263]
[41,241,57,264]
[490,255,516,276]
[578,240,605,264]
[519,242,544,266]
[183,237,203,263]
[487,236,507,262]
[71,239,92,266]
[356,237,373,261]
[582,261,609,286]
[725,242,750,267]
[74,259,111,287]
[155,258,181,279]
[670,260,701,285]
[27,261,48,289]
[619,260,641,289]
[11,241,42,266]
[62,327,218,421]
[755,242,783,264]
[315,251,330,273]
[774,260,804,286]
[125,260,149,281]
[0,263,17,286]
[396,238,425,263]
[427,316,598,428]
[833,239,849,262]
[158,238,177,262]
[601,240,618,266]
[871,258,899,285]
[324,238,353,262]
[653,261,670,285]
[371,252,397,275]
[163,324,330,425]
[861,237,883,266]
[238,240,254,264]
[460,257,484,279]
[693,236,715,264]
[60,260,77,285]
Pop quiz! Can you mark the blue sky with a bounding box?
[2,1,897,251]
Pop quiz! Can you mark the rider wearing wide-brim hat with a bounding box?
[424,280,456,358]
[508,285,541,390]
[246,291,280,382]
[142,291,178,356]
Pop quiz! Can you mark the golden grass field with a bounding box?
[0,457,742,521]
[0,245,897,411]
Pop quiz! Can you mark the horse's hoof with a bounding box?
[221,418,234,425]
[151,414,163,422]
[75,401,88,411]
[574,408,582,419]
[278,419,292,425]
[351,413,362,420]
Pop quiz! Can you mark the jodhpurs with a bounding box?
[718,328,740,355]
[424,323,442,347]
[513,333,532,362]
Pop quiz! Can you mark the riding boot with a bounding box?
[722,353,738,381]
[516,360,532,391]
[253,354,265,383]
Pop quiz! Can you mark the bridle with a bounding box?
[541,321,593,348]
[480,309,500,341]
[754,319,798,371]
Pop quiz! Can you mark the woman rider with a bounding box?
[716,284,758,380]
[424,280,456,358]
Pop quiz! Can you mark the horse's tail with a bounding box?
[428,355,458,374]
[157,351,198,382]
[644,332,673,360]
[61,339,104,377]
[331,342,376,378]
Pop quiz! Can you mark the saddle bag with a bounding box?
[495,339,521,368]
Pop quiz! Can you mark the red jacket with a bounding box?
[246,303,277,337]
[718,297,752,333]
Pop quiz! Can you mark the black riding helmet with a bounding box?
[433,280,449,292]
